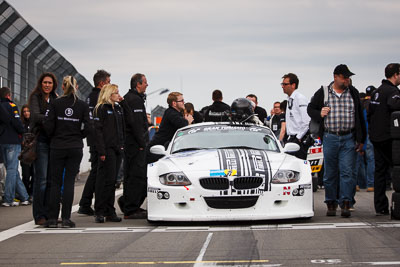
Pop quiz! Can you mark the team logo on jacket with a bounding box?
[374,93,379,101]
[65,108,73,116]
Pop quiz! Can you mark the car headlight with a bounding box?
[272,170,300,183]
[159,172,191,186]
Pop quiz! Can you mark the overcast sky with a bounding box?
[8,0,400,112]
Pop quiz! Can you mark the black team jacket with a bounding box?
[368,79,400,142]
[85,87,101,148]
[123,89,148,150]
[43,94,92,149]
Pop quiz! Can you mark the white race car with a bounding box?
[147,122,314,222]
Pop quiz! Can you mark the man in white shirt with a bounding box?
[281,73,311,159]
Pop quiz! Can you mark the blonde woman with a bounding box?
[94,84,126,223]
[43,76,91,228]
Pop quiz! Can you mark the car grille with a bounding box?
[200,178,229,190]
[200,177,263,190]
[233,177,263,190]
[204,196,259,209]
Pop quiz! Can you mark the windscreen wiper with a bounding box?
[172,147,205,154]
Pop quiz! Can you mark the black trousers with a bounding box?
[21,161,34,196]
[372,140,392,213]
[95,148,121,216]
[79,149,98,208]
[123,143,147,215]
[286,135,310,160]
[47,148,83,220]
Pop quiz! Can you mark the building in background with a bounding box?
[0,0,91,107]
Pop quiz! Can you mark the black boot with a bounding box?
[341,200,351,218]
[326,201,337,216]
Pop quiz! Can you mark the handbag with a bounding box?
[309,85,329,138]
[18,132,38,165]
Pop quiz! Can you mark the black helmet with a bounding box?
[231,98,254,121]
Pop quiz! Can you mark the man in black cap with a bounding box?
[368,63,400,215]
[308,64,366,218]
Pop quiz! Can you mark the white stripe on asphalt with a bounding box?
[15,222,400,235]
[194,233,213,267]
[354,262,400,266]
[0,188,123,243]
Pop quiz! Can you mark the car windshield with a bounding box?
[171,124,279,153]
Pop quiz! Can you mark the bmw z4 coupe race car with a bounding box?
[147,122,314,222]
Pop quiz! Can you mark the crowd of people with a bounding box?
[0,63,400,227]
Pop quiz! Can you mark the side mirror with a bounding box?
[283,142,300,153]
[150,145,167,155]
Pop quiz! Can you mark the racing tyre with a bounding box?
[393,140,400,165]
[392,166,400,192]
[391,111,400,139]
[391,192,400,220]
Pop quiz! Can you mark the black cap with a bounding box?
[365,85,376,96]
[333,64,355,77]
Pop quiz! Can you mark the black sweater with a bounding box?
[149,107,188,147]
[368,79,400,142]
[307,83,366,144]
[44,95,92,149]
[204,101,230,122]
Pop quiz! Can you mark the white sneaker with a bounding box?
[2,202,11,207]
[11,201,20,206]
[20,201,30,206]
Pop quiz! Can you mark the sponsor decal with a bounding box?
[148,187,161,193]
[283,186,291,195]
[304,160,308,165]
[217,148,272,192]
[65,108,73,116]
[210,170,227,177]
[311,165,322,173]
[134,109,143,113]
[57,116,79,122]
[210,169,238,177]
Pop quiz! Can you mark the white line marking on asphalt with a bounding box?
[353,262,400,266]
[194,233,213,267]
[12,222,400,235]
[0,189,123,243]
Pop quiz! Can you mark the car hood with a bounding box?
[162,149,286,173]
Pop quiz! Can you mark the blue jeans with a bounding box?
[1,144,29,203]
[33,141,49,221]
[365,138,375,187]
[323,132,356,207]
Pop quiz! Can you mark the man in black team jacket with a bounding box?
[78,70,110,216]
[147,92,193,163]
[368,63,400,216]
[121,73,149,219]
[204,89,230,122]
